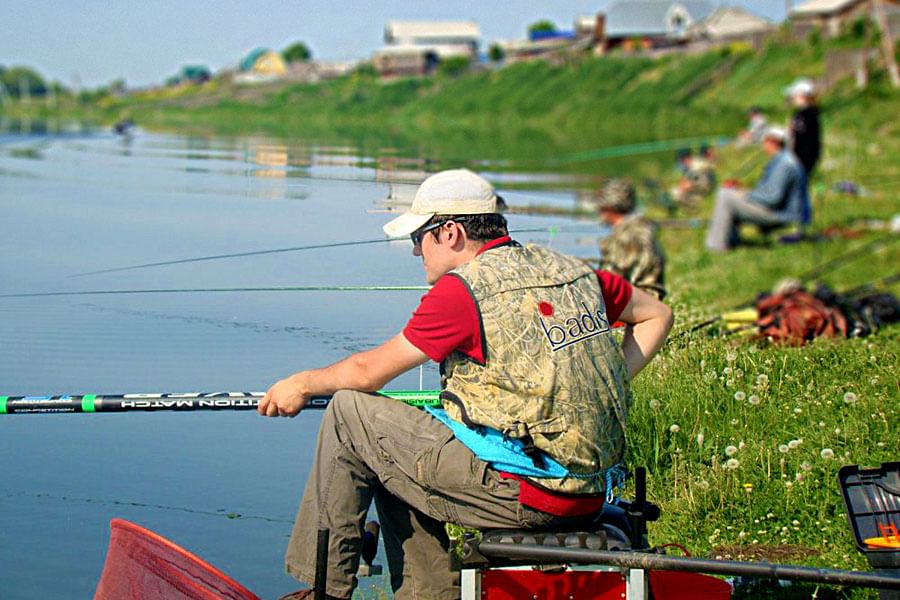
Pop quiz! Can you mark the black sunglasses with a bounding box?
[410,217,469,246]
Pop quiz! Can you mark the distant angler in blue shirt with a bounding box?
[705,126,806,252]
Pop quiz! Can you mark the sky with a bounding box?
[1,0,791,89]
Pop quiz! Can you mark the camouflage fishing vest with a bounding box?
[440,242,632,494]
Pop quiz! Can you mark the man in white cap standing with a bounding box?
[786,77,821,225]
[259,168,673,600]
[705,127,806,252]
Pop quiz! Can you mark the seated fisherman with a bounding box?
[670,148,716,210]
[259,169,674,600]
[597,178,667,300]
[705,127,805,252]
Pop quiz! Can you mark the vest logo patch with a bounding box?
[539,301,610,351]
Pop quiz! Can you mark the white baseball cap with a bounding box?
[784,77,815,98]
[382,169,498,238]
[763,126,788,142]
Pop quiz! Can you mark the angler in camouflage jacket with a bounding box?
[259,170,674,600]
[597,179,668,300]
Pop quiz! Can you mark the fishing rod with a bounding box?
[69,227,553,279]
[476,542,900,590]
[0,285,430,300]
[0,390,441,415]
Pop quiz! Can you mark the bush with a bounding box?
[438,56,471,77]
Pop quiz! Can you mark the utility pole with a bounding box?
[872,0,899,87]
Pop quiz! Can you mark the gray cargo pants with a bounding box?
[284,389,576,600]
[705,187,786,251]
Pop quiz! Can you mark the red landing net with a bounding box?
[93,518,261,600]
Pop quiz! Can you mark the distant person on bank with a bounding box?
[785,77,821,225]
[670,148,716,211]
[705,127,805,252]
[598,179,667,300]
[737,106,767,147]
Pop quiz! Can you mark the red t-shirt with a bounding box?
[402,236,633,516]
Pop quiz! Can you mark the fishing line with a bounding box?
[0,285,431,300]
[1,489,294,524]
[67,227,558,279]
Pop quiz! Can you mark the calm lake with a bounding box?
[0,128,605,599]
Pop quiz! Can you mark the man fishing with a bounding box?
[597,178,667,300]
[258,169,673,600]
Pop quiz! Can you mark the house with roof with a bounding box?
[237,48,287,82]
[686,6,775,48]
[373,20,481,77]
[598,0,717,52]
[790,0,900,39]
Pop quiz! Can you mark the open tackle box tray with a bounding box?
[839,462,900,570]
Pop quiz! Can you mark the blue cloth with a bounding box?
[747,149,805,224]
[425,407,569,478]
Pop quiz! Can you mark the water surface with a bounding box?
[0,131,602,598]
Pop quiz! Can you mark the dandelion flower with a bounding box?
[843,392,858,404]
[669,424,681,433]
[734,391,746,401]
[749,394,761,406]
[726,350,738,362]
[743,483,753,494]
[821,448,835,460]
[779,444,790,453]
[725,458,740,470]
[788,439,801,449]
[725,445,738,456]
[649,398,661,410]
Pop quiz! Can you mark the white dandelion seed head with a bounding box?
[730,418,739,426]
[749,394,761,406]
[788,439,801,449]
[793,407,802,414]
[734,391,746,401]
[725,458,740,470]
[843,392,858,404]
[739,441,746,450]
[725,445,738,456]
[801,461,812,471]
[779,444,790,453]
[756,374,769,386]
[669,424,681,433]
[726,351,738,362]
[723,367,733,375]
[649,398,661,410]
[696,433,705,446]
[726,379,735,387]
[795,472,805,482]
[821,448,835,460]
[735,369,744,378]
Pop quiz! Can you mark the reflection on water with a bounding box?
[0,129,606,599]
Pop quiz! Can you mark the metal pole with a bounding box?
[476,543,900,590]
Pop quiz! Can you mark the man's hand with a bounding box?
[258,372,311,417]
[256,334,429,418]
